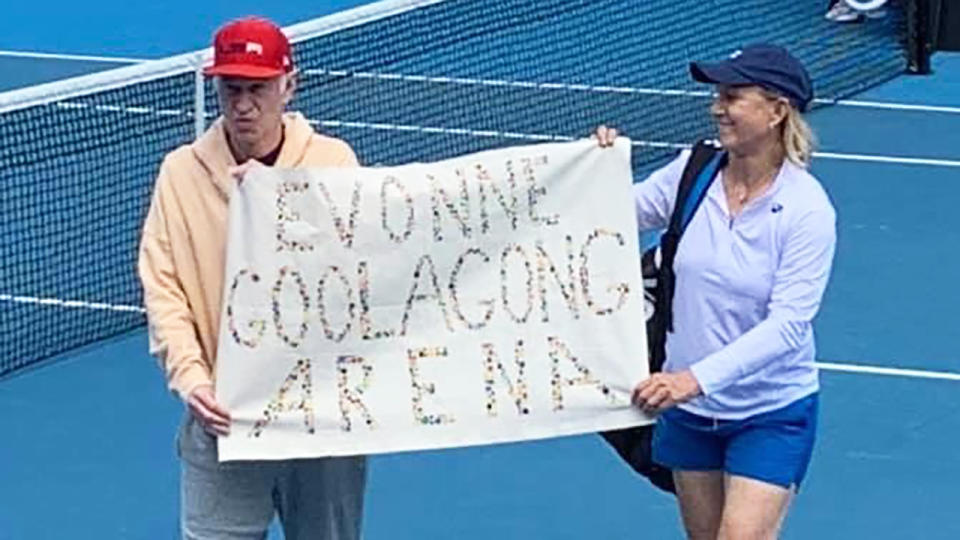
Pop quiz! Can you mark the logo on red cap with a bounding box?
[205,17,293,79]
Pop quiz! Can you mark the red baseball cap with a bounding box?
[205,17,293,79]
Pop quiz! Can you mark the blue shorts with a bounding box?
[652,393,818,489]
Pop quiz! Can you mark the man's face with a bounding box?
[217,75,292,150]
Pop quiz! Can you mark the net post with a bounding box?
[193,54,206,139]
[907,0,933,75]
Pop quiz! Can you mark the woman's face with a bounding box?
[710,85,786,154]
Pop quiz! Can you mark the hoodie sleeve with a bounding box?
[138,159,212,400]
[305,131,360,168]
[337,140,359,167]
[690,205,837,395]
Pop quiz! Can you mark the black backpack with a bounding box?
[600,140,725,494]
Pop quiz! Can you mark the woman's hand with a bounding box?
[593,125,619,148]
[632,370,702,414]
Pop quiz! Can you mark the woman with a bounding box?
[596,44,836,539]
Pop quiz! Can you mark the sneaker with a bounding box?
[825,2,863,22]
[846,0,889,19]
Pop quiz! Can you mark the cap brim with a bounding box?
[203,64,286,79]
[689,61,754,86]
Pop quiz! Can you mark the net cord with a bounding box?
[0,0,445,115]
[906,0,932,74]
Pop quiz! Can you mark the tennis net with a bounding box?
[0,0,922,377]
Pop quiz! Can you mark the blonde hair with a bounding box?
[760,89,816,167]
[781,105,816,167]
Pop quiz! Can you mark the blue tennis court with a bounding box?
[1,1,958,538]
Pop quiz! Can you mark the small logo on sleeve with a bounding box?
[771,203,784,213]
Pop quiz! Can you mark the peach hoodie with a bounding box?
[138,112,357,399]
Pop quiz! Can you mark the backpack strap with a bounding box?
[596,141,725,495]
[657,140,726,333]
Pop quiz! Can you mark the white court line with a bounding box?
[2,294,957,381]
[55,100,205,118]
[11,61,957,115]
[313,119,578,142]
[313,119,691,150]
[305,68,714,98]
[814,151,960,168]
[0,294,145,314]
[315,119,960,164]
[31,104,960,167]
[306,68,960,115]
[0,50,149,63]
[2,46,956,114]
[817,362,960,382]
[818,98,960,115]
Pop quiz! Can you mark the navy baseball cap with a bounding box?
[690,44,814,111]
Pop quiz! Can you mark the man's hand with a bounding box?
[228,160,265,185]
[592,125,619,148]
[632,370,701,414]
[187,384,231,437]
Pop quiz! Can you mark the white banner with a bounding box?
[216,139,650,461]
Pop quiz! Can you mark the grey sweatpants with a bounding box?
[178,414,367,540]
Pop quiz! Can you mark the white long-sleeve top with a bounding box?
[634,150,836,419]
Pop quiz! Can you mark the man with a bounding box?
[139,17,366,539]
